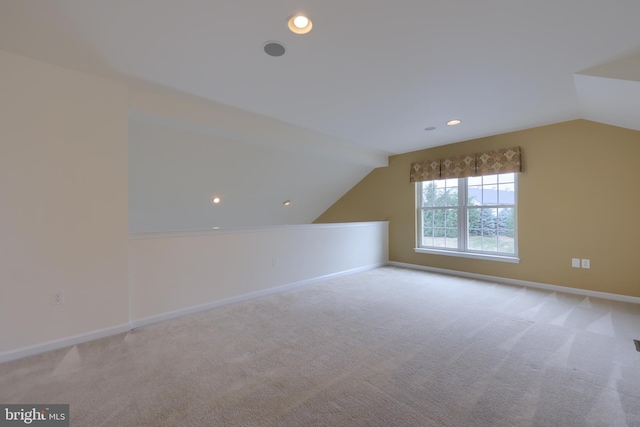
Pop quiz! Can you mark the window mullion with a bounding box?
[458,178,466,250]
[417,184,424,247]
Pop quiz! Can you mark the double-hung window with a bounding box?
[417,173,518,262]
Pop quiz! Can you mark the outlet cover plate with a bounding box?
[52,291,64,305]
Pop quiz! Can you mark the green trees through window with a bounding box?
[419,174,516,254]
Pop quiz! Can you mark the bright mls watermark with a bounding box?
[1,405,68,426]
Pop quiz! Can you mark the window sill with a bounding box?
[414,248,520,264]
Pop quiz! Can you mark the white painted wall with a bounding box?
[0,49,388,363]
[128,120,375,232]
[0,50,129,356]
[129,222,388,325]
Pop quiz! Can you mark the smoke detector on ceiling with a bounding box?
[263,41,286,57]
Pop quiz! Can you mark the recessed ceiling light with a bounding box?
[287,14,313,34]
[283,200,291,206]
[447,119,462,126]
[211,197,221,204]
[294,16,309,28]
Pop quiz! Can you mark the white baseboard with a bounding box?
[130,262,387,329]
[0,324,131,364]
[7,260,632,364]
[1,263,386,364]
[388,261,640,305]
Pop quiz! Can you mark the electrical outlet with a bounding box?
[52,290,64,305]
[581,259,590,269]
[571,258,581,268]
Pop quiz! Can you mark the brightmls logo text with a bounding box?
[0,405,68,427]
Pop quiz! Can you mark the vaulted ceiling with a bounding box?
[1,1,639,230]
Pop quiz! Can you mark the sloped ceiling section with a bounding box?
[128,88,385,232]
[1,1,639,231]
[2,0,640,154]
[574,52,640,131]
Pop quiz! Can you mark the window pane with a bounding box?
[423,210,434,228]
[468,233,482,250]
[468,207,481,231]
[422,216,433,244]
[481,236,498,252]
[433,209,445,228]
[481,208,498,231]
[445,234,458,248]
[468,227,482,237]
[497,184,515,204]
[483,175,498,185]
[497,208,514,231]
[422,210,433,247]
[498,230,515,253]
[422,182,438,207]
[422,205,460,249]
[422,190,432,207]
[426,179,458,207]
[468,186,482,205]
[482,227,496,237]
[468,176,482,186]
[445,208,457,228]
[444,188,458,206]
[434,188,446,206]
[498,173,515,183]
[482,187,498,204]
[444,208,458,248]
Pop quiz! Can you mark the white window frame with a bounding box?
[415,174,519,263]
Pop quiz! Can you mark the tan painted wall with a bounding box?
[316,120,640,298]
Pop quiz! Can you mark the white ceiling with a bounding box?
[1,0,639,156]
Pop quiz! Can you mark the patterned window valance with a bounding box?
[409,159,440,183]
[441,154,476,179]
[475,147,521,176]
[409,146,521,182]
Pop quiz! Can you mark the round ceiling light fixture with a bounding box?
[283,200,291,206]
[446,119,462,126]
[211,197,221,204]
[287,14,313,34]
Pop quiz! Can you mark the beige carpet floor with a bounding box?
[1,266,640,426]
